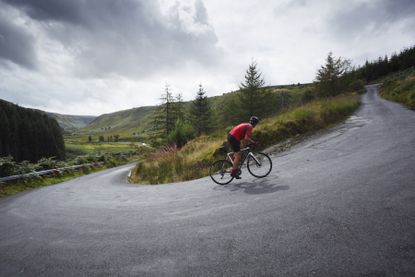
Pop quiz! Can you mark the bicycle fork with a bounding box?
[247,152,262,167]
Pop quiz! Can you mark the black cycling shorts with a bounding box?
[227,134,241,152]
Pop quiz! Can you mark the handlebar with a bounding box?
[240,143,257,151]
[247,142,257,148]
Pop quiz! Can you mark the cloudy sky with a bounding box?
[0,0,414,115]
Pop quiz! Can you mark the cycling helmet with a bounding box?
[250,116,259,126]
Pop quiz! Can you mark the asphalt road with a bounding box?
[1,85,414,276]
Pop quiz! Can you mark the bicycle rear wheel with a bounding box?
[210,160,234,185]
[247,152,272,178]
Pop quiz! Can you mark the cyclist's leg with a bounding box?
[228,134,241,178]
[232,152,241,170]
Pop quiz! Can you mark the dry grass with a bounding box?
[131,137,224,184]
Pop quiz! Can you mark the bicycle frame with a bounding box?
[225,147,262,168]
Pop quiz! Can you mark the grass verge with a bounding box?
[0,165,105,197]
[379,68,415,109]
[131,93,360,184]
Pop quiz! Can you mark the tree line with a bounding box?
[313,45,415,98]
[356,45,415,81]
[0,100,65,162]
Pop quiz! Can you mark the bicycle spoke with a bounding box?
[210,160,234,185]
[247,152,272,178]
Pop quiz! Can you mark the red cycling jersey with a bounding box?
[229,123,253,141]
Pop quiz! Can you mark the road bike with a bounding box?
[209,144,272,185]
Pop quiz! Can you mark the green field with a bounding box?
[65,142,149,159]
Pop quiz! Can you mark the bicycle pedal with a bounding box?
[234,174,241,179]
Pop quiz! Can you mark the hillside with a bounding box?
[0,98,96,133]
[0,99,65,162]
[379,67,415,109]
[77,106,157,139]
[48,113,96,133]
[71,84,313,143]
[131,93,360,184]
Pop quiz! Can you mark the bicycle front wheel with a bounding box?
[247,152,272,178]
[210,160,234,185]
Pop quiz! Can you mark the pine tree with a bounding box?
[151,85,177,140]
[190,84,211,135]
[315,52,351,97]
[174,93,185,122]
[239,62,265,119]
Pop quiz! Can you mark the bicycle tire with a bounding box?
[210,160,234,185]
[247,152,272,178]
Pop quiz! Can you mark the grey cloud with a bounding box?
[2,0,89,26]
[274,0,309,14]
[0,8,37,69]
[379,0,415,21]
[1,0,222,78]
[330,0,415,37]
[194,0,209,24]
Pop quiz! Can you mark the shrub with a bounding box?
[35,157,58,171]
[0,156,17,177]
[16,161,36,175]
[349,79,366,94]
[168,119,195,148]
[302,89,316,103]
[74,156,89,165]
[81,166,91,174]
[349,79,365,91]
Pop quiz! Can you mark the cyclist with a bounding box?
[227,116,259,178]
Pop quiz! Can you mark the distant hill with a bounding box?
[48,113,96,133]
[2,83,313,144]
[78,106,157,139]
[73,84,313,143]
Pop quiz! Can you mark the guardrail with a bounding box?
[0,162,104,183]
